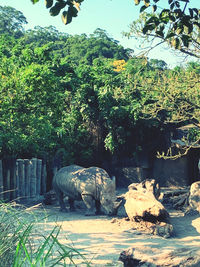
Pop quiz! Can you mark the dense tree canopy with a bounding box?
[30,0,200,58]
[0,5,27,37]
[0,5,199,165]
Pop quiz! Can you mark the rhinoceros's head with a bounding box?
[100,176,122,216]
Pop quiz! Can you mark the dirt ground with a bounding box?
[25,193,200,267]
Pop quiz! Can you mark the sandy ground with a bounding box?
[25,198,200,267]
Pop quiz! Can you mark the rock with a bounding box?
[151,221,173,238]
[119,247,200,267]
[189,181,200,213]
[172,192,189,209]
[184,207,200,217]
[125,182,169,223]
[124,180,173,237]
[158,187,190,210]
[112,217,173,238]
[128,179,160,199]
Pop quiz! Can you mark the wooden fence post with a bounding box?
[36,159,42,196]
[17,159,25,199]
[10,158,17,200]
[1,158,46,200]
[30,158,37,197]
[41,162,47,195]
[16,160,19,198]
[0,160,3,200]
[24,159,31,198]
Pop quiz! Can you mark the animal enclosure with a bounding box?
[0,158,47,201]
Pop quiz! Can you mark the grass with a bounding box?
[0,201,91,267]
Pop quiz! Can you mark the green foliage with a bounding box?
[44,0,82,24]
[0,5,199,163]
[0,6,27,37]
[29,0,200,59]
[31,0,40,3]
[126,0,200,58]
[0,202,90,266]
[30,0,199,58]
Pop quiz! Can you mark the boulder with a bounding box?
[159,187,190,210]
[119,247,200,267]
[125,180,169,223]
[128,179,160,199]
[189,181,200,213]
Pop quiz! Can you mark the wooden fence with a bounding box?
[0,158,47,201]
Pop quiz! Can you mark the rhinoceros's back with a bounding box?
[53,165,84,196]
[53,165,111,197]
[78,167,110,184]
[58,165,84,176]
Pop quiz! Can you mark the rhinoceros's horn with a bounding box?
[112,199,123,215]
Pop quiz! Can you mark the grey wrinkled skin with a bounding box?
[52,165,120,216]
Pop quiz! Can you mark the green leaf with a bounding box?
[144,0,150,7]
[175,38,180,49]
[61,11,68,24]
[142,23,157,34]
[155,30,164,37]
[73,1,81,11]
[172,37,181,49]
[50,1,67,16]
[189,8,193,18]
[165,32,175,39]
[61,11,72,24]
[183,23,193,34]
[152,5,157,12]
[169,15,176,22]
[45,0,53,8]
[134,0,141,5]
[181,35,190,47]
[142,25,149,34]
[174,8,183,18]
[193,8,199,15]
[140,5,148,13]
[170,3,175,10]
[176,25,183,34]
[31,0,40,3]
[50,5,61,16]
[159,9,170,18]
[175,1,180,8]
[68,6,78,17]
[146,16,160,26]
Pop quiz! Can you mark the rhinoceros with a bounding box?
[52,165,121,216]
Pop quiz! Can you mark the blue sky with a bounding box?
[1,0,199,67]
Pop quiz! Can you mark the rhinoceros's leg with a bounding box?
[81,194,96,216]
[68,198,76,212]
[95,200,102,215]
[56,190,67,212]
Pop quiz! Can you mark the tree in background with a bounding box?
[30,0,200,58]
[132,0,200,58]
[0,4,199,164]
[0,5,27,37]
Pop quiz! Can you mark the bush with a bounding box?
[0,201,91,266]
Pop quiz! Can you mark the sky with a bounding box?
[0,0,199,67]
